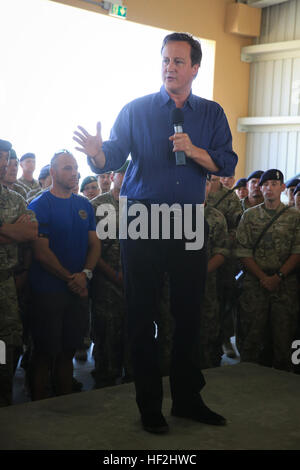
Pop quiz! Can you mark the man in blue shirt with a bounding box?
[74,33,237,433]
[28,150,100,400]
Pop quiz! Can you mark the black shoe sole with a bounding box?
[171,409,227,426]
[142,424,170,434]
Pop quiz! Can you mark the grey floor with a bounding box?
[2,357,300,450]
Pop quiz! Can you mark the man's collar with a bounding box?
[159,85,195,110]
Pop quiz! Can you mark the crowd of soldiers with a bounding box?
[1,137,300,407]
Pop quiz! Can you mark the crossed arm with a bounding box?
[0,214,38,244]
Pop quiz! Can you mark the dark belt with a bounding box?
[0,269,13,282]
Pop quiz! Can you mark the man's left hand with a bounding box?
[68,272,87,293]
[260,274,281,292]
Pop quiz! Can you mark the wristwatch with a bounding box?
[276,271,285,280]
[82,269,93,281]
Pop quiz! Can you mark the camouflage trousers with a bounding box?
[236,273,299,371]
[199,272,223,369]
[0,275,23,406]
[91,280,132,385]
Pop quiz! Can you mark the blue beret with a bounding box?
[246,170,264,182]
[285,178,300,189]
[38,164,50,180]
[0,139,12,152]
[80,176,98,192]
[293,183,300,196]
[234,178,247,189]
[20,152,35,162]
[259,169,284,186]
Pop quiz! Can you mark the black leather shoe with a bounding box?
[141,412,169,434]
[171,396,227,426]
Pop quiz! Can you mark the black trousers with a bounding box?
[120,209,208,415]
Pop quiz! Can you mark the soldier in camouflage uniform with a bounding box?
[241,170,264,212]
[236,169,300,371]
[220,174,235,189]
[26,164,52,204]
[294,183,300,211]
[293,183,300,374]
[285,178,300,208]
[207,175,242,358]
[0,139,38,406]
[233,178,248,201]
[2,149,27,200]
[97,172,112,194]
[17,153,40,196]
[91,161,131,387]
[200,176,230,368]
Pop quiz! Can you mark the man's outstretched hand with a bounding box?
[73,122,103,158]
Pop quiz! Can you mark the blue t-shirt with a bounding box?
[88,86,238,205]
[28,191,96,293]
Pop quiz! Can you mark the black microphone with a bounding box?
[171,108,186,166]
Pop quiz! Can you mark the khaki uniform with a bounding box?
[200,205,230,368]
[17,177,40,195]
[0,185,36,405]
[241,196,252,212]
[91,191,131,385]
[26,187,42,202]
[26,186,51,205]
[207,185,242,343]
[9,183,27,200]
[235,203,300,370]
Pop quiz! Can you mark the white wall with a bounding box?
[245,0,300,179]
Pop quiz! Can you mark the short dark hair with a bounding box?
[50,149,73,169]
[161,32,202,66]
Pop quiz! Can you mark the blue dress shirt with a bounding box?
[88,86,238,205]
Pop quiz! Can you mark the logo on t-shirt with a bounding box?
[78,209,88,220]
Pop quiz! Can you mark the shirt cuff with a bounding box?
[207,149,238,176]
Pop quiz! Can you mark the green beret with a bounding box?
[80,176,98,192]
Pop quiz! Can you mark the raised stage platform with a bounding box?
[1,363,299,450]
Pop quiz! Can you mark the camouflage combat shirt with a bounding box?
[235,202,300,272]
